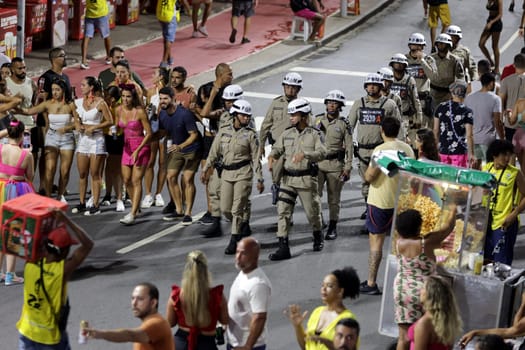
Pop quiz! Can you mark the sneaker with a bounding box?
[84,206,101,216]
[120,213,135,225]
[105,57,111,65]
[159,61,169,69]
[359,281,381,295]
[167,57,174,66]
[5,272,23,286]
[162,201,176,214]
[154,194,165,207]
[86,197,94,209]
[72,203,86,214]
[229,29,237,43]
[241,37,250,44]
[192,31,200,38]
[163,212,184,221]
[80,62,90,70]
[141,194,154,209]
[181,215,192,226]
[198,211,214,225]
[101,194,112,206]
[116,199,125,212]
[198,26,208,36]
[59,195,68,204]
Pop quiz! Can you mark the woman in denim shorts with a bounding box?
[73,77,113,216]
[19,78,78,202]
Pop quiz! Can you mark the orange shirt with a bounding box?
[133,313,174,350]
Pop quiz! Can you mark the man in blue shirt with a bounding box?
[158,87,202,225]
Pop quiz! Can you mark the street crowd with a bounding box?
[4,0,525,348]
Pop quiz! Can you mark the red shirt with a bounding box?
[170,284,224,350]
[501,64,515,81]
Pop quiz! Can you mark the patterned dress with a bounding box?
[394,238,435,324]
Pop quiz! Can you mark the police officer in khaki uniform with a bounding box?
[447,25,478,83]
[259,72,302,188]
[347,73,401,221]
[314,90,353,240]
[406,33,434,128]
[201,100,264,255]
[268,98,327,261]
[389,53,423,148]
[200,85,253,237]
[416,33,465,106]
[378,67,402,113]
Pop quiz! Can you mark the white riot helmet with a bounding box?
[222,84,244,100]
[229,99,252,116]
[324,90,346,104]
[408,32,426,46]
[282,72,303,88]
[378,67,394,81]
[287,98,311,114]
[363,73,384,89]
[389,53,408,67]
[435,33,453,47]
[446,25,462,39]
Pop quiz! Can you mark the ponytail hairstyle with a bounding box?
[7,117,25,140]
[181,250,212,328]
[85,76,103,97]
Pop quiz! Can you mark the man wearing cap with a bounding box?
[433,81,475,168]
[414,33,465,106]
[17,208,94,350]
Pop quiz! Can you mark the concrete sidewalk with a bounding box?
[24,0,396,88]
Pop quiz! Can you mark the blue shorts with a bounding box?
[19,332,71,350]
[85,15,110,39]
[365,205,394,234]
[160,15,177,43]
[484,219,518,265]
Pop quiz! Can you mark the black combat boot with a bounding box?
[224,234,241,255]
[325,220,337,240]
[268,237,291,261]
[313,231,324,252]
[202,217,223,238]
[240,221,252,237]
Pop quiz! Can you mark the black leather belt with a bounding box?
[284,168,313,177]
[222,159,251,171]
[430,84,449,93]
[357,142,383,150]
[325,152,339,160]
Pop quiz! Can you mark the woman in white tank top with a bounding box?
[18,79,78,201]
[73,77,113,216]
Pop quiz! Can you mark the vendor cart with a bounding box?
[373,152,525,341]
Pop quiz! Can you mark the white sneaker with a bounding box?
[80,62,90,70]
[59,195,68,204]
[116,200,125,212]
[192,31,200,38]
[141,194,154,208]
[120,213,135,225]
[154,194,165,207]
[86,197,94,208]
[198,25,209,36]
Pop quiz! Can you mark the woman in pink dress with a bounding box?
[116,84,151,225]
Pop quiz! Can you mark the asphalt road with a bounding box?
[2,1,525,349]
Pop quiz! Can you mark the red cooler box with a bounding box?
[0,193,68,262]
[0,8,18,59]
[4,0,48,35]
[116,0,140,25]
[68,0,86,40]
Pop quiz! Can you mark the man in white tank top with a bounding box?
[5,58,37,129]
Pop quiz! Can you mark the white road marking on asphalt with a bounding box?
[116,212,205,254]
[290,66,370,77]
[500,30,519,54]
[244,91,353,106]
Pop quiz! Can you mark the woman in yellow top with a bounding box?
[483,139,525,265]
[286,267,360,350]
